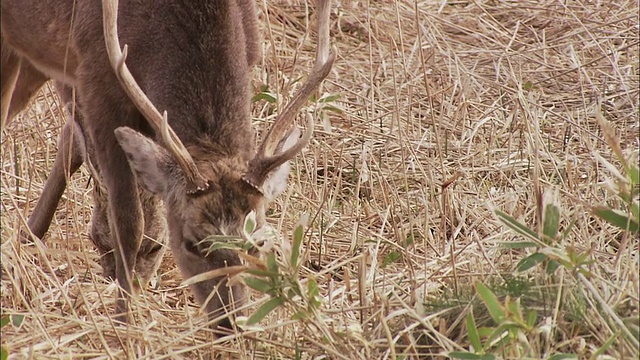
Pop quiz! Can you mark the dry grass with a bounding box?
[2,0,638,359]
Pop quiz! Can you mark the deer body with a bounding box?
[2,0,334,331]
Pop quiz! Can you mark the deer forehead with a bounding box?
[179,171,262,221]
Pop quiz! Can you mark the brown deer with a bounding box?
[1,0,335,331]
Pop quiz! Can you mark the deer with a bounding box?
[1,0,335,332]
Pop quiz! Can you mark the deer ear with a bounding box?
[261,127,301,200]
[114,126,172,195]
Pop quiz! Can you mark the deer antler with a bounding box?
[243,0,336,191]
[102,0,209,194]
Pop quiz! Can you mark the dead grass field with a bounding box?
[1,0,638,359]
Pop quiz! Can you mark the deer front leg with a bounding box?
[27,83,86,240]
[101,147,144,322]
[80,88,145,323]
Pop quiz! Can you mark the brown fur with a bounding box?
[1,0,265,331]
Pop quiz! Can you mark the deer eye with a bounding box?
[148,243,164,255]
[183,239,202,257]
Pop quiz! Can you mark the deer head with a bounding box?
[102,0,335,330]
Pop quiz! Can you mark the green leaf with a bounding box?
[494,210,540,242]
[319,93,341,103]
[266,253,278,273]
[292,310,308,321]
[10,315,23,327]
[252,91,277,104]
[617,189,633,203]
[321,105,344,114]
[548,354,578,360]
[477,327,494,338]
[591,331,619,359]
[244,211,257,235]
[466,312,483,353]
[575,249,595,267]
[594,152,626,182]
[631,201,639,224]
[561,220,575,240]
[308,278,322,309]
[498,241,539,249]
[539,247,572,265]
[628,164,639,185]
[526,309,537,327]
[246,269,278,277]
[203,241,242,254]
[448,352,492,359]
[242,242,256,252]
[517,253,547,272]
[291,223,304,269]
[506,298,521,318]
[381,251,402,268]
[476,282,505,323]
[0,316,9,328]
[545,259,561,274]
[200,235,243,244]
[484,322,520,348]
[245,277,273,294]
[246,297,285,325]
[1,345,7,360]
[543,202,560,242]
[592,206,639,233]
[404,233,415,247]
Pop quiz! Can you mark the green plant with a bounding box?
[253,84,342,121]
[448,282,574,360]
[242,214,323,327]
[451,111,640,358]
[494,190,592,276]
[1,314,23,360]
[1,315,9,360]
[188,211,322,329]
[590,110,639,236]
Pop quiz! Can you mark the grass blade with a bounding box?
[247,297,285,326]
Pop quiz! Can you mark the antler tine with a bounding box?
[258,0,335,158]
[244,0,335,191]
[102,0,209,193]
